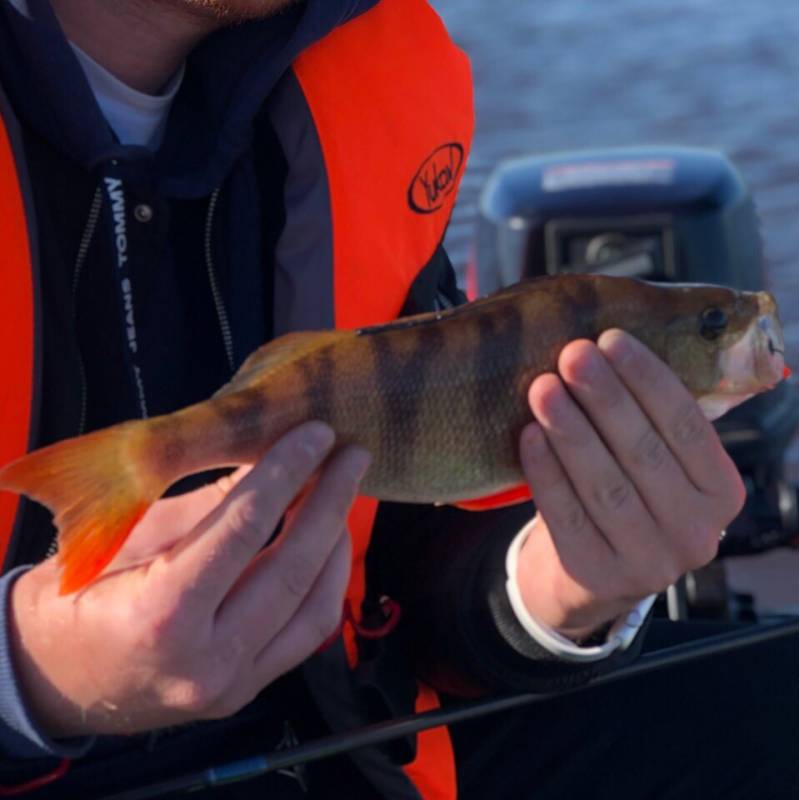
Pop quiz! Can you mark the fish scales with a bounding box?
[369,330,428,489]
[337,295,549,501]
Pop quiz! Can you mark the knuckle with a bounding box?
[225,499,267,555]
[263,459,288,484]
[164,673,226,716]
[632,427,668,472]
[277,440,325,488]
[261,449,315,492]
[592,475,633,513]
[583,574,617,605]
[670,402,707,446]
[557,500,589,535]
[130,601,183,654]
[281,457,312,489]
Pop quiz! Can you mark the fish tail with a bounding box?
[0,421,168,594]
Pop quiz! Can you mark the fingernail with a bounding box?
[598,329,634,367]
[534,377,569,427]
[521,423,547,456]
[348,449,372,481]
[301,422,336,456]
[570,347,602,385]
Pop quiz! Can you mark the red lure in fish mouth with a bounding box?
[785,366,793,379]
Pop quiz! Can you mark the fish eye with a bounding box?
[700,307,728,340]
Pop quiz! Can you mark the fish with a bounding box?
[0,274,788,594]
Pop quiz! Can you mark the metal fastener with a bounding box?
[134,204,154,223]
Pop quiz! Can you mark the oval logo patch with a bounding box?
[408,142,465,215]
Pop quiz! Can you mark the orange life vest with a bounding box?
[0,88,36,572]
[0,1,473,796]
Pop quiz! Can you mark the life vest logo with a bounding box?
[408,142,464,214]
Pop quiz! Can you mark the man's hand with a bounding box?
[516,329,745,641]
[9,422,370,738]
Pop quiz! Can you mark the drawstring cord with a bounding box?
[317,596,403,655]
[345,596,402,640]
[0,759,71,796]
[205,187,236,376]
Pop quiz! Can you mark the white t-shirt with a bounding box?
[6,0,181,148]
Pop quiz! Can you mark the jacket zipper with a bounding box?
[205,187,236,375]
[72,185,104,436]
[47,185,104,558]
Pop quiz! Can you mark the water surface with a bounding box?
[436,0,799,341]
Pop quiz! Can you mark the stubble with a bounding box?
[149,0,303,23]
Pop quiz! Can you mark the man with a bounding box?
[0,0,746,797]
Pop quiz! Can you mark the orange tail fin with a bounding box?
[0,422,167,594]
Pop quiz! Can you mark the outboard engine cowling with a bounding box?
[472,146,799,559]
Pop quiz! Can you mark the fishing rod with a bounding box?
[100,616,799,800]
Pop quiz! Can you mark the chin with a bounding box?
[173,0,301,22]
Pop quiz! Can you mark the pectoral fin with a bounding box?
[453,483,532,512]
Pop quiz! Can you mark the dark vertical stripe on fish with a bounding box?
[570,278,601,339]
[472,305,525,457]
[371,326,444,481]
[298,347,335,423]
[211,388,269,449]
[472,312,498,466]
[147,414,190,474]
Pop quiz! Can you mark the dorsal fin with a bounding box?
[213,330,350,398]
[356,278,549,338]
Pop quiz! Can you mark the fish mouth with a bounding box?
[757,313,786,388]
[767,338,784,357]
[716,311,785,397]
